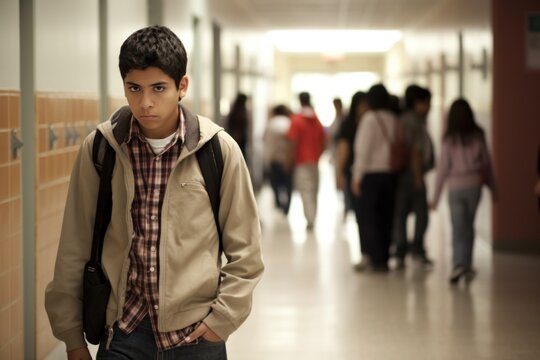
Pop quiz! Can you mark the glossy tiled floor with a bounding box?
[47,158,540,360]
[225,159,540,360]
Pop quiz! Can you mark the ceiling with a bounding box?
[209,0,490,32]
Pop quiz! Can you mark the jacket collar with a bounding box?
[110,104,200,152]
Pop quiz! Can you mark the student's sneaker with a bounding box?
[464,268,477,283]
[353,256,372,272]
[413,254,434,269]
[394,258,406,271]
[449,266,465,285]
[372,264,390,273]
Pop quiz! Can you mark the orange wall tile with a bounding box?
[8,96,20,130]
[0,131,8,165]
[1,91,100,358]
[0,307,10,348]
[8,163,20,199]
[0,92,22,360]
[0,96,8,129]
[34,93,99,358]
[0,165,8,201]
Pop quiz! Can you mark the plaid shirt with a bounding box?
[117,112,201,351]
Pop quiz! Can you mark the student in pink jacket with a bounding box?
[430,98,497,285]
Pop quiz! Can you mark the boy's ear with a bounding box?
[178,75,189,99]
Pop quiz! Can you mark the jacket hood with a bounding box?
[97,104,222,154]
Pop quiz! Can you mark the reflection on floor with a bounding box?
[47,157,540,360]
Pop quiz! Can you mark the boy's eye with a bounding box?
[128,85,140,92]
[154,86,165,92]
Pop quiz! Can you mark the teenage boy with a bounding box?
[45,25,264,360]
[392,85,435,269]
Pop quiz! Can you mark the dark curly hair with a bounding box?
[119,26,187,88]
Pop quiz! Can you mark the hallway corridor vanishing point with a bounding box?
[47,156,540,360]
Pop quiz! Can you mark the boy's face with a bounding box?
[415,99,431,116]
[123,66,188,139]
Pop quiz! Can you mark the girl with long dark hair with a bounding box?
[430,98,497,284]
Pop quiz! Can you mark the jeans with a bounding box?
[269,162,293,214]
[448,187,481,270]
[96,317,227,360]
[392,173,429,259]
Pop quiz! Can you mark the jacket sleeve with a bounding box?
[203,131,264,340]
[44,132,100,351]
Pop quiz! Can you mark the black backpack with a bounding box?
[83,127,223,345]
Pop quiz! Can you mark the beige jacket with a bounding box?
[45,106,264,351]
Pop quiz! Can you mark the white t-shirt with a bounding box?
[145,132,176,155]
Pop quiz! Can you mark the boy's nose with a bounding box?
[140,93,153,109]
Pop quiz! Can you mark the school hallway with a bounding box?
[224,157,540,360]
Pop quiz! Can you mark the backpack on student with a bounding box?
[376,113,410,173]
[82,124,223,345]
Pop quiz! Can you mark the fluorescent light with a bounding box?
[267,30,402,53]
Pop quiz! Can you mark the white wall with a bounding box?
[35,0,99,93]
[0,0,20,89]
[164,0,213,115]
[107,0,148,98]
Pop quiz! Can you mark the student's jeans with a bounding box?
[448,187,481,270]
[359,173,397,268]
[269,161,293,214]
[294,164,319,225]
[392,173,429,259]
[96,317,227,360]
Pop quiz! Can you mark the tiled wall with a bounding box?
[0,91,23,359]
[35,93,99,358]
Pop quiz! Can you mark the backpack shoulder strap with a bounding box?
[90,129,116,263]
[92,130,109,176]
[196,133,224,250]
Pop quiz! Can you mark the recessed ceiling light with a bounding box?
[267,30,402,53]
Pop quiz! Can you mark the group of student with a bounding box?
[264,83,498,285]
[333,83,497,284]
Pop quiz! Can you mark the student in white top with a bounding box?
[351,84,399,272]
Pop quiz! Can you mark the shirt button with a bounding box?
[155,156,161,161]
[150,215,157,221]
[150,246,156,252]
[154,304,159,310]
[149,266,155,272]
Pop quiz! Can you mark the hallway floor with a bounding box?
[225,159,540,360]
[48,157,540,360]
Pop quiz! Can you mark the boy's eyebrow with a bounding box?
[125,81,169,86]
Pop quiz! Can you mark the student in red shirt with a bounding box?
[287,92,327,230]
